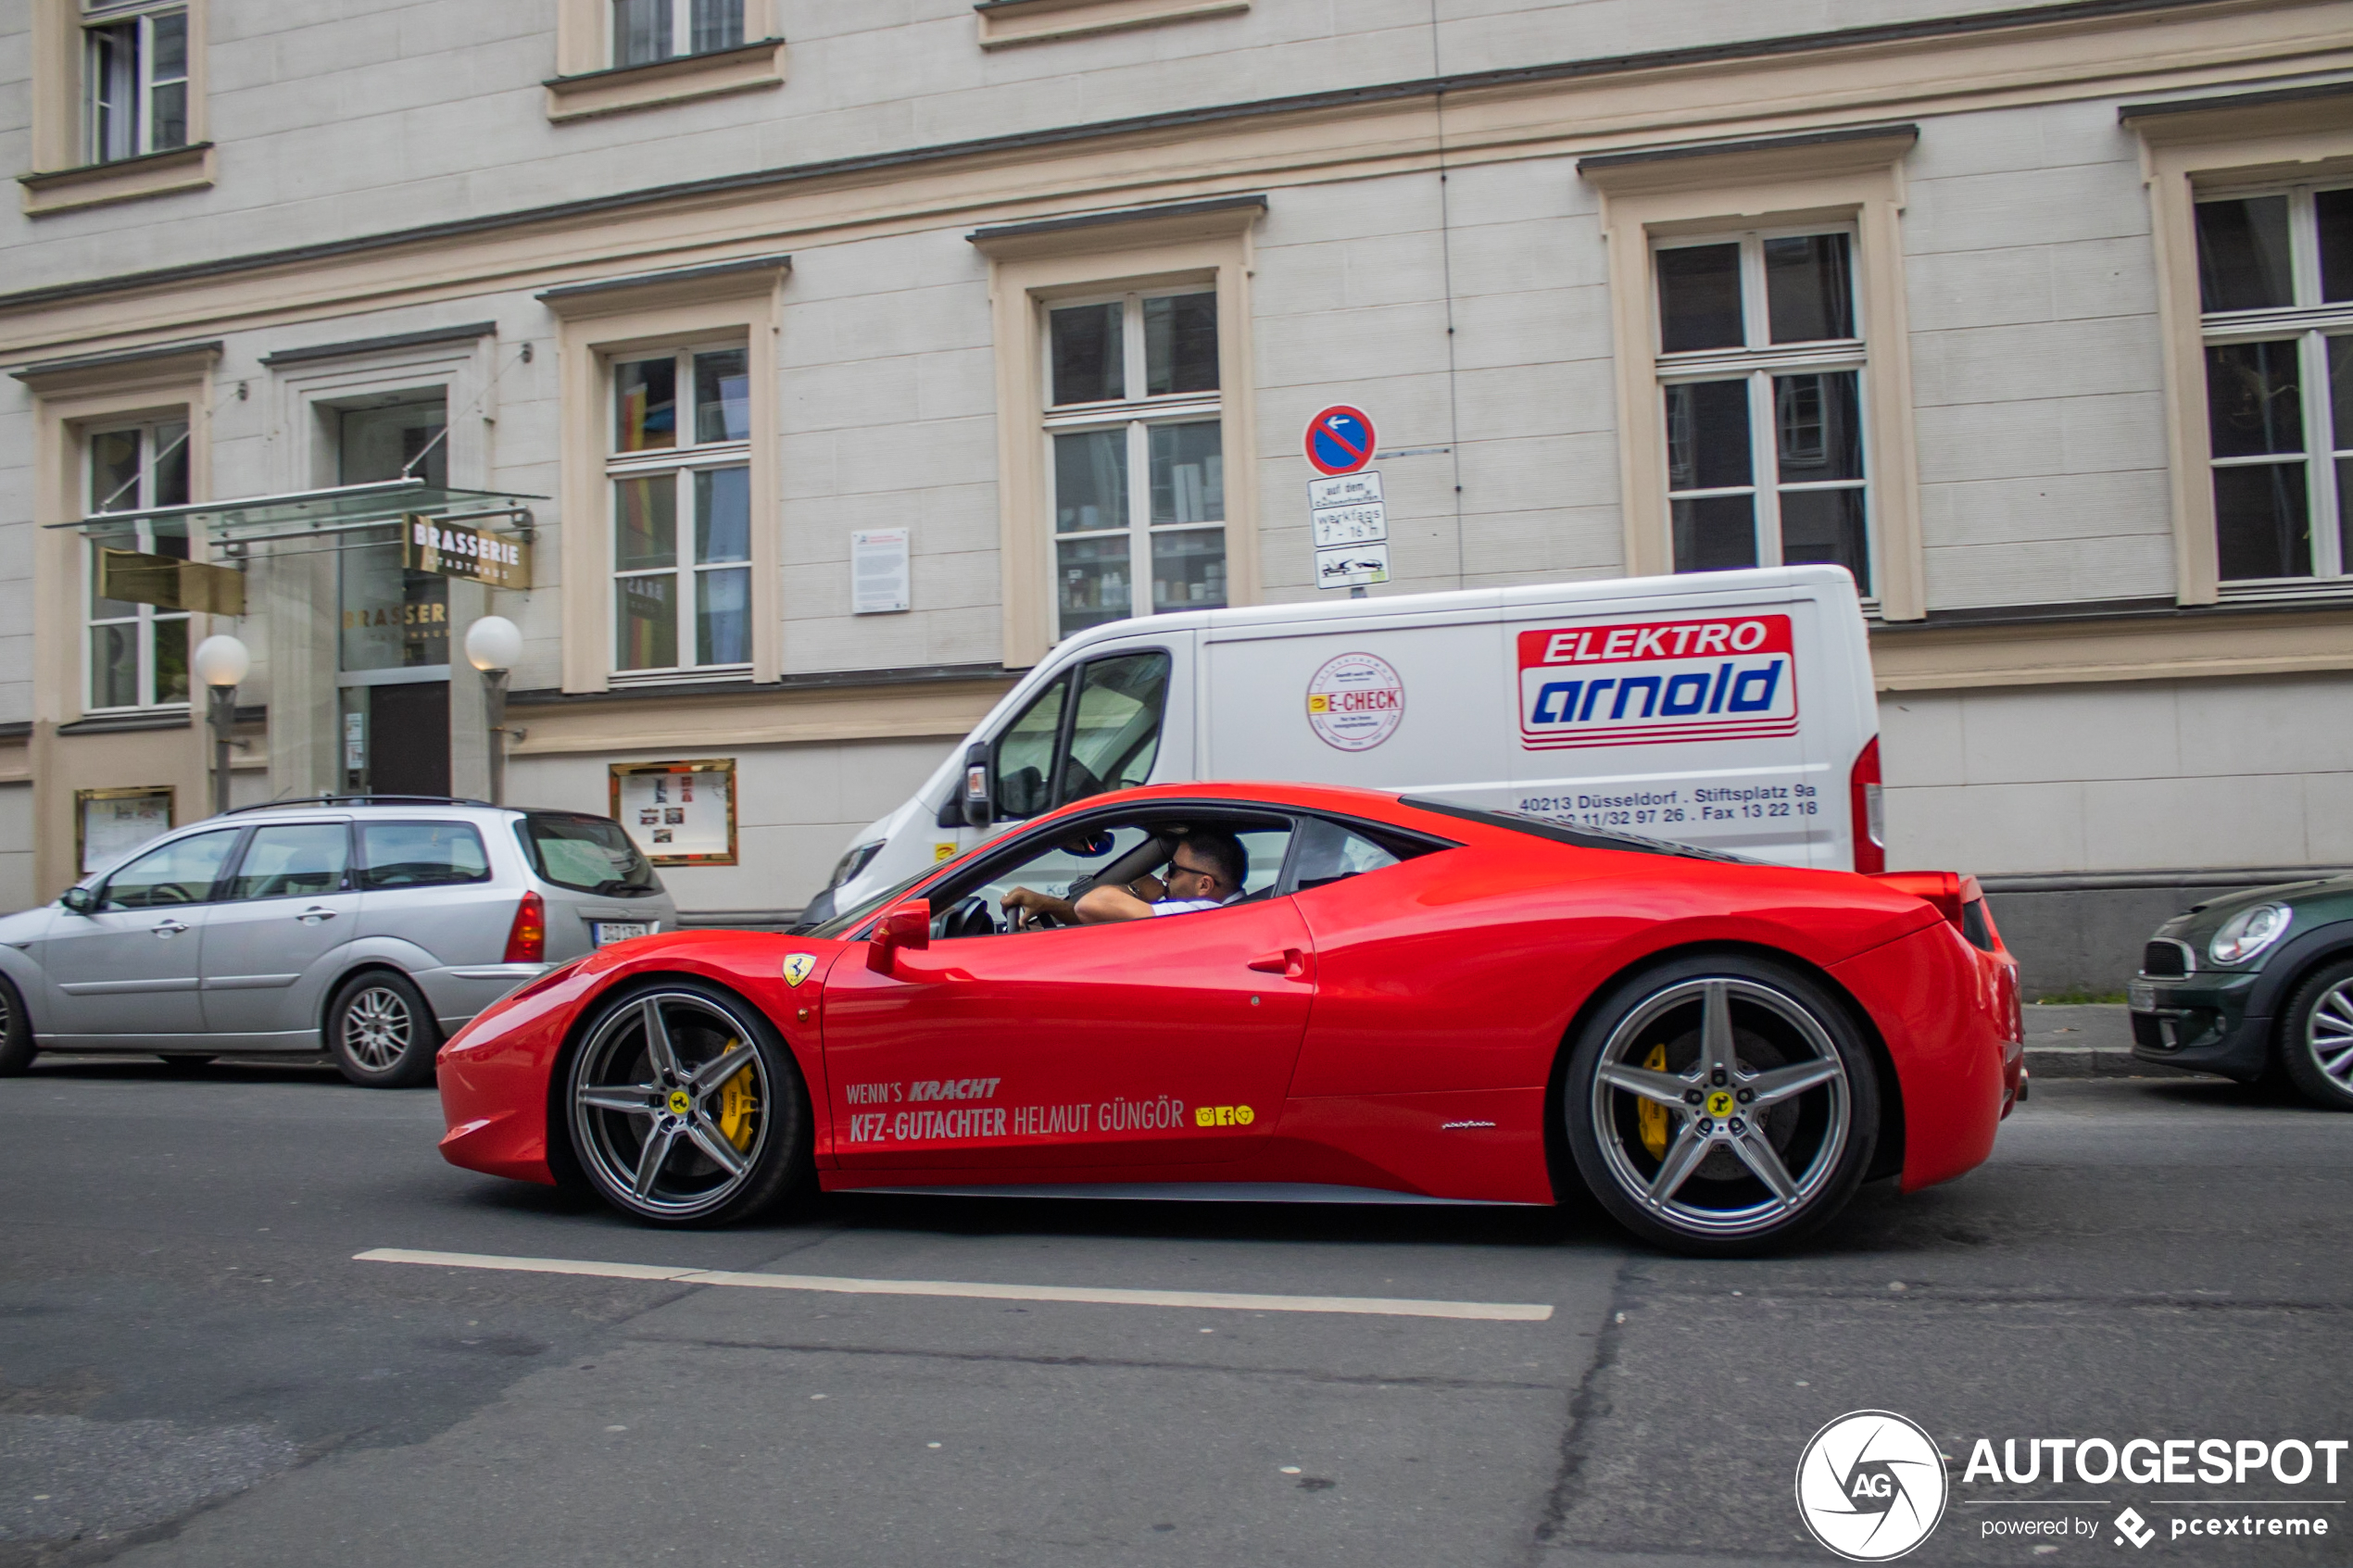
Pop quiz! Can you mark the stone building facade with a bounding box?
[3,0,2351,989]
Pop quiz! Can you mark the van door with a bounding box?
[985,647,1177,826]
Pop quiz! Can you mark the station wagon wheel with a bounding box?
[0,973,34,1076]
[565,982,810,1226]
[326,971,442,1089]
[1563,957,1879,1256]
[2280,959,2353,1112]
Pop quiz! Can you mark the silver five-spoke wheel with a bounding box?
[569,988,785,1223]
[1566,958,1878,1254]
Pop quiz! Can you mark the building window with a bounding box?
[85,418,192,711]
[1654,229,1871,594]
[1045,290,1226,639]
[608,345,752,676]
[82,1,187,163]
[611,0,742,68]
[2194,182,2353,584]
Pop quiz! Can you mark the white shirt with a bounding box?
[1150,892,1241,918]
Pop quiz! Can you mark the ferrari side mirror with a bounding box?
[60,886,97,916]
[866,898,932,975]
[961,742,992,830]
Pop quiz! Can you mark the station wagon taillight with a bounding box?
[1849,737,1885,874]
[503,890,546,964]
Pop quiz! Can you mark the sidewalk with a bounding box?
[2021,1003,2209,1079]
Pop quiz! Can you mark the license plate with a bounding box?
[593,922,656,947]
[2127,980,2157,1011]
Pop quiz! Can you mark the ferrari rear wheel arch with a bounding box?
[1557,949,1882,1256]
[562,976,812,1227]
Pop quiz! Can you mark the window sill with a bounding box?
[19,144,215,217]
[57,709,193,735]
[975,0,1248,49]
[543,39,786,122]
[608,665,755,691]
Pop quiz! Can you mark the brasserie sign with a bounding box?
[403,513,531,589]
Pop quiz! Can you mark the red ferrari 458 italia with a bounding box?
[435,783,2022,1254]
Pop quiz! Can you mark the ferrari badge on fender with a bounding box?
[782,953,816,986]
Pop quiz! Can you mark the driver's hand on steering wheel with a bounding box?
[1000,886,1052,929]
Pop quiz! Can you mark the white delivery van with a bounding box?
[799,565,1882,926]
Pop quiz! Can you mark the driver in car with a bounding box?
[1001,831,1248,928]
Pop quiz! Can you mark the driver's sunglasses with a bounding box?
[1165,860,1214,882]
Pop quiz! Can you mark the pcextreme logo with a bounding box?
[1795,1411,1950,1562]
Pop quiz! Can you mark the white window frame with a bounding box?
[1653,224,1873,596]
[2196,178,2353,590]
[1041,288,1227,641]
[605,341,755,683]
[82,0,187,164]
[84,417,193,714]
[609,0,743,67]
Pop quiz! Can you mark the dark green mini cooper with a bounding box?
[2131,877,2353,1110]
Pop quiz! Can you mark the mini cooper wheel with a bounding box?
[327,971,441,1088]
[565,982,810,1226]
[1564,956,1879,1256]
[2280,958,2353,1111]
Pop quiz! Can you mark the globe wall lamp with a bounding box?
[464,616,522,807]
[192,634,251,818]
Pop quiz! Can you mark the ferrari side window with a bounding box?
[992,674,1068,821]
[1056,652,1170,807]
[1288,818,1412,893]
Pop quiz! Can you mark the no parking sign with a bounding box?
[1303,406,1377,476]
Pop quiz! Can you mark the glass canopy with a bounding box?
[47,479,545,542]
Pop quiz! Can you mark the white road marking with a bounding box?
[353,1248,1554,1322]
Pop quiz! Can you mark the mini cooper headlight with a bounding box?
[2208,902,2292,966]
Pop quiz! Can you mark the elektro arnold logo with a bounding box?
[1795,1411,1949,1562]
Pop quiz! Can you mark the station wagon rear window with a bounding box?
[521,814,661,897]
[358,822,490,889]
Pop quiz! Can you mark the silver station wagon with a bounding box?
[0,797,677,1087]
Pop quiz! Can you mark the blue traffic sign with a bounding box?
[1304,405,1377,475]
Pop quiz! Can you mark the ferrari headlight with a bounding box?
[2208,903,2291,966]
[829,840,884,890]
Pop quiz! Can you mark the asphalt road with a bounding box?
[0,1057,2346,1568]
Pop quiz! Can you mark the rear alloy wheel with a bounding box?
[0,974,33,1076]
[2280,959,2353,1111]
[327,972,441,1088]
[1564,957,1879,1255]
[565,983,809,1226]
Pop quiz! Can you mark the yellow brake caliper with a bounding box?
[715,1039,759,1152]
[1637,1043,1671,1160]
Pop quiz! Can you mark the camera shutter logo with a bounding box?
[1794,1411,1948,1562]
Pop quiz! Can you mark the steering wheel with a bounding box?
[940,896,1001,939]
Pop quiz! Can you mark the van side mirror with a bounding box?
[60,886,97,916]
[866,898,931,975]
[960,742,992,829]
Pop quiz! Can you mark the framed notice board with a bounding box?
[77,784,174,875]
[609,759,736,866]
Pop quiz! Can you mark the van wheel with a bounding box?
[327,972,441,1088]
[0,974,33,1076]
[1562,954,1879,1256]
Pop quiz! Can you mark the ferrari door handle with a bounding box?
[150,920,189,936]
[296,907,337,923]
[1247,948,1308,980]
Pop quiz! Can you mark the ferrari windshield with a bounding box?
[803,866,938,939]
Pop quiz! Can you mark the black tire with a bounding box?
[2279,958,2353,1111]
[563,979,810,1227]
[325,970,442,1088]
[157,1054,218,1073]
[1561,953,1880,1257]
[0,973,33,1076]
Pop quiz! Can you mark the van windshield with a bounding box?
[520,814,664,897]
[1399,797,1758,864]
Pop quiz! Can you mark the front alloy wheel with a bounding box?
[1565,958,1879,1255]
[566,984,808,1225]
[2281,959,2353,1111]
